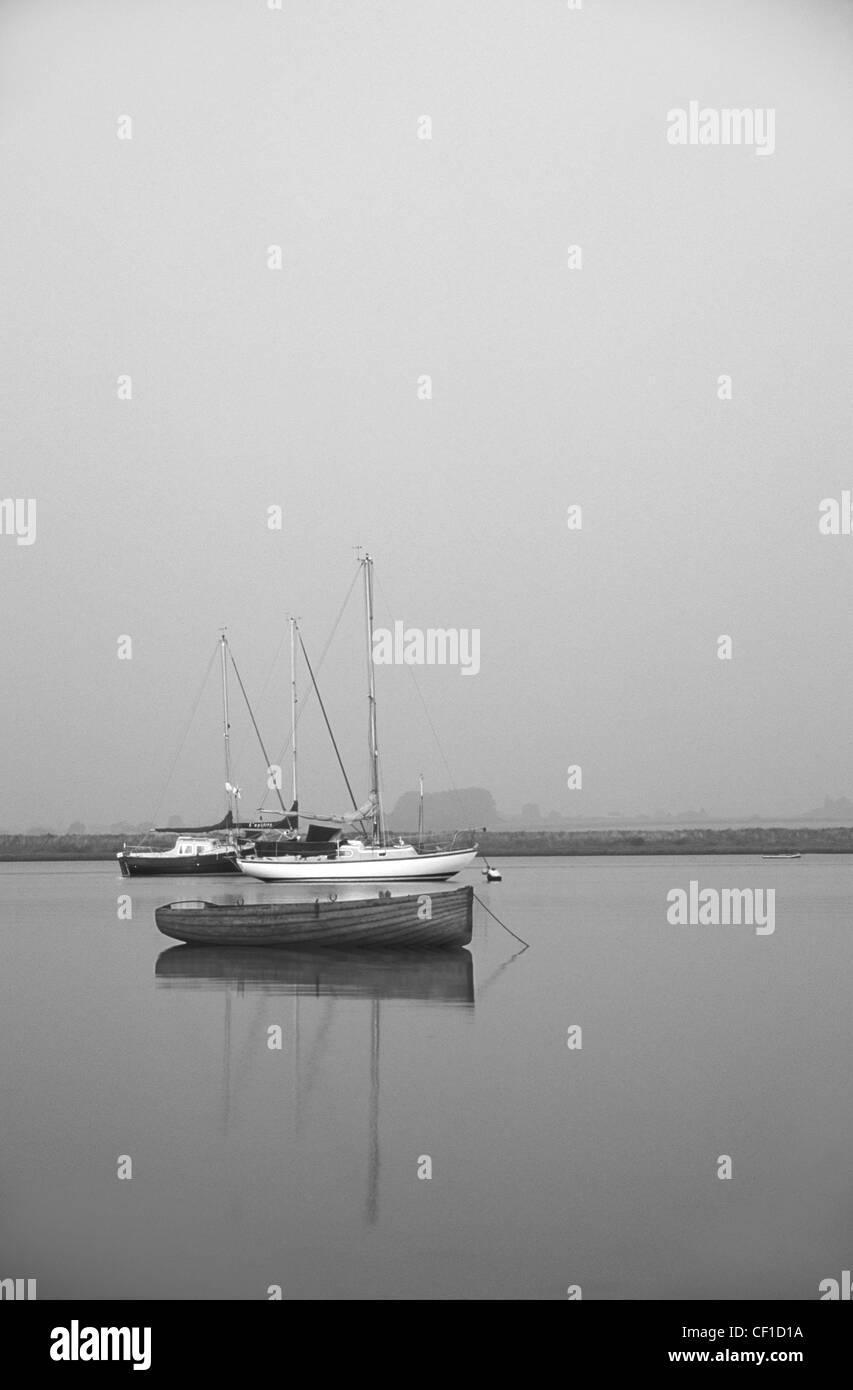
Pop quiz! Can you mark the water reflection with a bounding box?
[155,944,475,1003]
[367,999,380,1227]
[155,945,474,1227]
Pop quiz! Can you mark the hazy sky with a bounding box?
[2,0,853,829]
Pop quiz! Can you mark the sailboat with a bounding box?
[118,634,294,877]
[237,554,478,883]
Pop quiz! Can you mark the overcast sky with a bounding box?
[2,0,853,829]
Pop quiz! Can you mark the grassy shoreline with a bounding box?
[2,826,853,861]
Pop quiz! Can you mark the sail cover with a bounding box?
[154,811,235,834]
[155,802,298,834]
[341,794,377,823]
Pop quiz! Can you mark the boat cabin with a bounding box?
[170,836,230,857]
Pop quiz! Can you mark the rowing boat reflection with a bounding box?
[155,943,474,1229]
[155,944,474,1004]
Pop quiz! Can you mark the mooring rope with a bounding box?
[476,948,529,999]
[473,891,530,950]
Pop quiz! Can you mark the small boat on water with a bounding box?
[154,883,473,949]
[760,853,802,860]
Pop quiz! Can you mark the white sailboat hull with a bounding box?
[236,846,478,883]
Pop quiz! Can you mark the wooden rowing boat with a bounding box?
[154,884,473,949]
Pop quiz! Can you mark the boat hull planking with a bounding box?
[154,885,473,949]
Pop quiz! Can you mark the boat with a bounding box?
[481,857,502,882]
[154,883,474,949]
[118,633,296,877]
[237,838,477,883]
[760,853,802,860]
[237,554,478,883]
[119,831,241,878]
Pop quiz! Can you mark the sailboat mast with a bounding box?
[289,616,298,811]
[418,773,424,848]
[362,553,383,845]
[220,631,235,828]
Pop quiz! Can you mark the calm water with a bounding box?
[1,856,851,1301]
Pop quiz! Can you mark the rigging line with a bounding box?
[374,574,473,825]
[260,565,363,809]
[231,625,288,777]
[227,646,288,817]
[145,640,220,839]
[473,891,531,949]
[314,563,362,672]
[298,632,361,814]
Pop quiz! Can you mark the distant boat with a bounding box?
[118,634,295,877]
[154,883,474,949]
[761,853,802,860]
[237,554,477,884]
